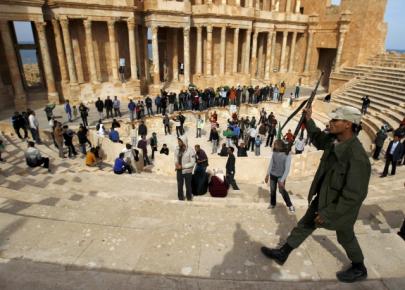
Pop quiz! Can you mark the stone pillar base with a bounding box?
[69,84,81,105]
[47,92,60,104]
[14,95,27,111]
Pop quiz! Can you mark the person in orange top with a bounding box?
[283,129,294,143]
[85,147,100,167]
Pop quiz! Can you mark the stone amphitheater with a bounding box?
[0,0,405,289]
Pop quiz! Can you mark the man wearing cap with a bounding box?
[261,105,371,283]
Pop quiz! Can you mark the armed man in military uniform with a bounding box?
[261,106,371,283]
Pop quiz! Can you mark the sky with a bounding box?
[12,0,405,50]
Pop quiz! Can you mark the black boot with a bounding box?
[260,243,293,265]
[336,263,367,283]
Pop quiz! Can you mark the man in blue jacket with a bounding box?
[113,153,132,174]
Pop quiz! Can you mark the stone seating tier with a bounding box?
[1,108,404,288]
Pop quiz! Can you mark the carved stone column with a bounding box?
[222,0,227,4]
[233,27,239,73]
[172,29,178,81]
[255,0,260,10]
[250,30,258,76]
[274,0,280,11]
[107,20,118,82]
[83,20,98,83]
[265,30,274,79]
[270,31,276,71]
[271,0,276,11]
[279,30,288,72]
[0,21,26,109]
[235,0,240,5]
[35,21,59,103]
[335,11,351,71]
[288,31,297,72]
[286,0,292,13]
[335,30,348,71]
[51,20,68,84]
[60,19,78,83]
[206,25,213,75]
[127,18,138,81]
[244,28,251,74]
[183,27,190,85]
[143,26,150,82]
[304,31,314,73]
[196,26,202,75]
[151,25,160,84]
[220,26,226,74]
[295,0,301,13]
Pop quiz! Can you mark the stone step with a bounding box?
[335,92,403,123]
[362,79,405,91]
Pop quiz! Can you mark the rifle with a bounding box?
[280,72,324,140]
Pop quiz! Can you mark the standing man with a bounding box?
[261,106,371,283]
[225,147,239,190]
[105,96,113,119]
[95,97,104,120]
[294,83,300,98]
[53,121,65,158]
[361,96,370,115]
[128,99,136,122]
[11,112,27,139]
[145,95,153,116]
[174,136,196,201]
[178,112,186,135]
[28,110,41,144]
[113,96,122,117]
[372,126,387,160]
[380,132,403,177]
[79,103,89,127]
[64,100,72,122]
[163,114,171,135]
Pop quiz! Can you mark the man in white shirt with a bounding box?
[28,111,41,144]
[294,136,306,154]
[247,126,257,152]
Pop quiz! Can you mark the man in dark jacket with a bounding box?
[380,132,404,177]
[95,97,104,120]
[145,96,153,116]
[104,96,113,119]
[178,112,186,135]
[372,126,387,160]
[261,106,371,283]
[138,121,148,137]
[11,112,27,139]
[225,147,239,190]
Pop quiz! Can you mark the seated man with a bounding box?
[122,143,139,173]
[218,143,228,157]
[237,142,248,157]
[113,152,132,174]
[85,147,101,168]
[109,127,122,143]
[160,144,169,155]
[25,141,50,172]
